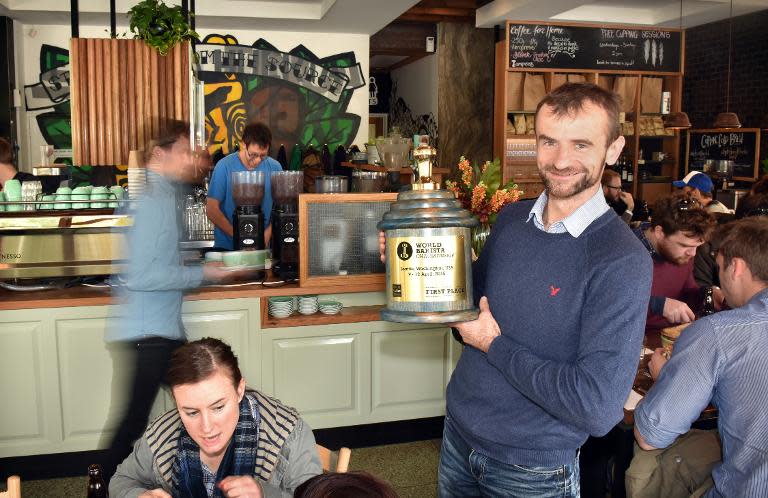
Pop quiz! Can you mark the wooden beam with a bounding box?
[371,22,437,53]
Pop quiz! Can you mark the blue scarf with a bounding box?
[172,396,259,498]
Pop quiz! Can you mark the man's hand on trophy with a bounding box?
[450,297,500,353]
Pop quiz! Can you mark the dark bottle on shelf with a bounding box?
[87,464,108,498]
[701,286,716,317]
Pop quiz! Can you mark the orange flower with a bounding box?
[471,183,487,213]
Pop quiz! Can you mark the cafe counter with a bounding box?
[0,278,459,459]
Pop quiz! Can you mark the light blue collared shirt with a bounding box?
[527,187,611,237]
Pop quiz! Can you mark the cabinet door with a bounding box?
[261,324,365,429]
[0,316,57,457]
[54,308,123,451]
[370,326,453,422]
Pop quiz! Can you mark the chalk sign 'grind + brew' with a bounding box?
[508,22,682,73]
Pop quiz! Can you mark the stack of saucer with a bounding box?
[318,300,343,315]
[298,295,319,315]
[268,297,293,318]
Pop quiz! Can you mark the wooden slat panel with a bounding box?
[70,38,191,165]
[102,40,113,164]
[70,39,82,165]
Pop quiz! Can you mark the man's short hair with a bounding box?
[240,122,272,149]
[142,119,189,164]
[535,83,622,145]
[714,217,768,283]
[0,137,14,165]
[602,169,621,187]
[650,191,715,239]
[736,192,768,219]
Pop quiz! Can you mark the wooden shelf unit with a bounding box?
[260,303,384,328]
[493,21,686,205]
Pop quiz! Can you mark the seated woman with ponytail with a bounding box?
[110,338,321,498]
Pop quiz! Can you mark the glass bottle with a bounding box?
[701,286,716,316]
[87,464,108,498]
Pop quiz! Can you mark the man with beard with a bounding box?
[602,169,634,223]
[632,192,718,347]
[439,83,653,497]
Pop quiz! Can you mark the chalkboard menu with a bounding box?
[686,129,761,180]
[507,22,682,73]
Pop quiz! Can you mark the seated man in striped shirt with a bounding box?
[627,217,768,498]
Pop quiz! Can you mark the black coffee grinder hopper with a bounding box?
[231,170,266,251]
[271,171,303,280]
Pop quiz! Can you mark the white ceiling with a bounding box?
[1,0,766,33]
[477,0,768,29]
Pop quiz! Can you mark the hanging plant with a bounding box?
[128,0,199,56]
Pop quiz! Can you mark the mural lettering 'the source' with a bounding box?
[195,34,364,158]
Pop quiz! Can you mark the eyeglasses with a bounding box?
[745,207,768,217]
[606,185,622,191]
[243,146,268,162]
[676,198,700,211]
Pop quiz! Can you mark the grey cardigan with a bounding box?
[109,391,321,498]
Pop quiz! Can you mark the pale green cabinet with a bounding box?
[0,295,458,458]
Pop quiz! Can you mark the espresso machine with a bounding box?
[270,171,303,280]
[231,170,266,251]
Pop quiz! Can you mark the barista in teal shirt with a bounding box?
[206,122,283,250]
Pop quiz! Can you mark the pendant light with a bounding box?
[664,0,691,130]
[713,0,742,128]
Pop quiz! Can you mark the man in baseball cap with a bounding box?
[673,171,732,214]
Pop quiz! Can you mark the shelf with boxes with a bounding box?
[494,21,685,205]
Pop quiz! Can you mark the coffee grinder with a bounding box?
[231,170,266,251]
[271,171,303,280]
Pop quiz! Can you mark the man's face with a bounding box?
[603,179,622,202]
[161,136,197,183]
[682,186,704,203]
[655,228,704,265]
[536,102,624,200]
[239,142,269,170]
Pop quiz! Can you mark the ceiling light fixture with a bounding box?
[713,0,742,129]
[664,0,691,130]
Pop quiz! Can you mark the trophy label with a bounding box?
[388,235,467,302]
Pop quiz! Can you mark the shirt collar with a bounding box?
[527,187,610,237]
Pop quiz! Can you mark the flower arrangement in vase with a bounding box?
[446,156,523,256]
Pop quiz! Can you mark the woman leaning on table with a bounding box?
[109,338,321,498]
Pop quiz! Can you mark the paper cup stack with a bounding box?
[318,300,343,315]
[298,295,319,315]
[268,297,293,318]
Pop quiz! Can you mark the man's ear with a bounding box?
[605,135,626,166]
[730,257,749,280]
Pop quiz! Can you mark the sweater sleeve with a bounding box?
[486,248,653,437]
[109,436,168,498]
[262,418,322,498]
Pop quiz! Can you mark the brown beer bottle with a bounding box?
[87,464,108,498]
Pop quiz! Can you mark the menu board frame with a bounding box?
[505,20,684,75]
[685,128,761,181]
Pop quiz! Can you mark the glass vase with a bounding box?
[471,222,491,258]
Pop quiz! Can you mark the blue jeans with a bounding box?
[438,416,580,498]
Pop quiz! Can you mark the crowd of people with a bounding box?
[75,82,766,498]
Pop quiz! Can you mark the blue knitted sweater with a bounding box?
[446,200,652,467]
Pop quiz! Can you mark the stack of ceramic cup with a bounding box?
[268,297,294,318]
[318,300,343,315]
[71,186,91,209]
[298,295,319,315]
[4,179,22,212]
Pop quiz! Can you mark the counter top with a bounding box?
[0,270,386,311]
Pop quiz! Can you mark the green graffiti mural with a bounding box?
[195,34,364,158]
[24,44,72,165]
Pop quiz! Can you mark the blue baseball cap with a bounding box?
[673,171,713,194]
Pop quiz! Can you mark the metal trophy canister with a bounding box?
[377,152,479,324]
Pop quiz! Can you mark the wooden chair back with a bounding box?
[316,444,352,473]
[0,476,21,498]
